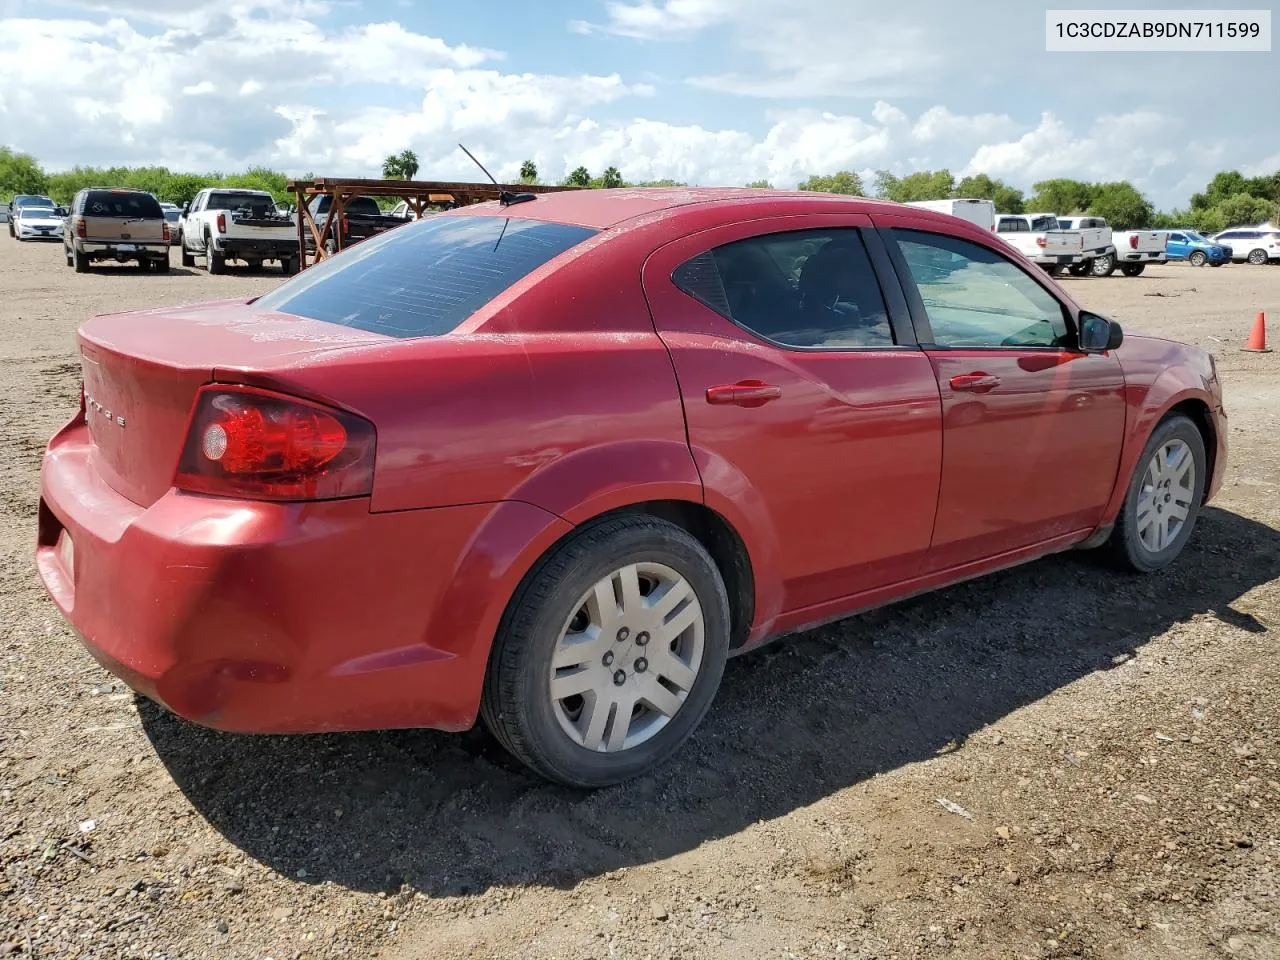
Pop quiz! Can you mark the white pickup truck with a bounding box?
[1109,229,1169,276]
[179,188,298,275]
[905,198,996,232]
[1055,216,1117,276]
[993,213,1082,275]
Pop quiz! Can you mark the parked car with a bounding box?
[1166,229,1231,267]
[36,189,1226,787]
[994,212,1083,274]
[8,194,55,237]
[302,194,408,255]
[904,198,996,232]
[1110,229,1170,276]
[159,203,183,245]
[1211,227,1280,265]
[180,188,298,275]
[13,203,67,241]
[62,188,170,272]
[1055,217,1119,276]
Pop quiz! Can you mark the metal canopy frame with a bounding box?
[285,178,580,265]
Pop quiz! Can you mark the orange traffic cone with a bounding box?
[1243,312,1271,353]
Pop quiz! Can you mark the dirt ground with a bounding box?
[1,236,1278,960]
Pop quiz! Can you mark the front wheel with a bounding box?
[206,234,225,274]
[180,234,194,267]
[1106,414,1206,573]
[1120,263,1146,277]
[481,515,731,788]
[1247,248,1268,265]
[1188,250,1208,268]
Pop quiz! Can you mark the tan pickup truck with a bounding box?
[63,188,170,273]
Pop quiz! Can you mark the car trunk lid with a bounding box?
[76,298,390,507]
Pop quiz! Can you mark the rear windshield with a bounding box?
[207,192,275,215]
[82,191,162,219]
[252,215,598,337]
[1031,215,1060,232]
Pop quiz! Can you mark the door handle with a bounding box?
[949,373,1001,393]
[706,381,783,407]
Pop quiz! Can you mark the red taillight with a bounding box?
[216,212,226,233]
[162,222,171,243]
[1129,235,1138,249]
[1036,237,1046,248]
[341,213,349,237]
[75,218,86,239]
[175,385,376,501]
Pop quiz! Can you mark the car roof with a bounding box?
[444,186,958,231]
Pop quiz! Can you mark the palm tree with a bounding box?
[382,149,420,181]
[563,166,591,187]
[519,160,538,184]
[600,166,623,189]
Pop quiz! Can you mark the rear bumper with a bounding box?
[35,420,561,734]
[1033,253,1077,265]
[78,241,168,259]
[1118,251,1167,263]
[213,237,297,260]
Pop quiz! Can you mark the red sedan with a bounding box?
[36,189,1226,787]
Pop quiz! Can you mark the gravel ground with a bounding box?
[1,238,1278,960]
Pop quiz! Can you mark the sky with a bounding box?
[0,0,1276,210]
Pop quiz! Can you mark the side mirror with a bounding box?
[1078,312,1123,353]
[181,204,190,216]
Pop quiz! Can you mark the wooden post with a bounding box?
[294,183,306,269]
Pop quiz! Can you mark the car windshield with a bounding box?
[252,215,598,338]
[164,210,181,221]
[22,206,56,216]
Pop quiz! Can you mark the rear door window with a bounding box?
[82,191,162,219]
[671,228,893,348]
[252,215,597,337]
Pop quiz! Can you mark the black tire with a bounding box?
[153,257,170,274]
[206,233,225,275]
[1120,263,1146,277]
[481,515,731,788]
[1090,253,1116,277]
[1041,263,1065,277]
[1247,248,1268,265]
[1187,251,1208,268]
[281,257,299,276]
[1106,414,1207,573]
[73,249,89,273]
[64,245,73,267]
[1068,260,1090,277]
[1210,261,1223,268]
[180,235,194,267]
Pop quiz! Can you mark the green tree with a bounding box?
[875,169,954,203]
[157,174,212,206]
[1217,192,1276,228]
[518,159,538,184]
[954,173,1025,213]
[381,149,419,180]
[598,166,623,189]
[1028,178,1095,214]
[632,179,687,187]
[563,166,592,187]
[797,171,863,195]
[745,179,773,189]
[0,147,48,199]
[1087,181,1155,230]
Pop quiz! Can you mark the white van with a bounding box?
[905,198,996,232]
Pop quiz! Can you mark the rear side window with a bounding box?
[252,215,597,337]
[998,218,1027,232]
[82,191,162,218]
[672,228,893,348]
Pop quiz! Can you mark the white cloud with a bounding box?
[182,81,216,96]
[570,0,733,39]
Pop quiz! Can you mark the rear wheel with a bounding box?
[1106,414,1206,573]
[153,257,170,274]
[1041,263,1065,277]
[1120,263,1146,277]
[281,256,299,276]
[1188,250,1208,268]
[1090,253,1116,277]
[206,233,225,275]
[1247,248,1268,265]
[1068,260,1090,276]
[481,515,730,788]
[73,249,89,273]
